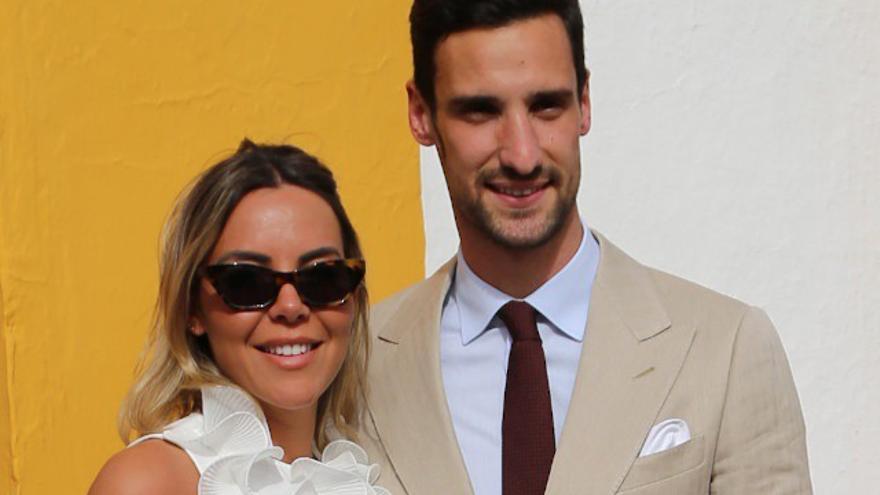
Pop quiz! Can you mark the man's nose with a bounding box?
[267,283,309,324]
[497,110,541,175]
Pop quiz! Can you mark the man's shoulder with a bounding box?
[599,234,753,323]
[641,263,760,335]
[649,265,744,308]
[370,258,454,332]
[371,275,439,328]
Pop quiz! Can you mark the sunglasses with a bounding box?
[202,258,365,310]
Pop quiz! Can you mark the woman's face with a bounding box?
[192,184,354,418]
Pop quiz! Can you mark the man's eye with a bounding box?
[532,102,564,118]
[459,106,499,123]
[462,110,495,123]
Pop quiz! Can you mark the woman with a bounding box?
[90,140,387,494]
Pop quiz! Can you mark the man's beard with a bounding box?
[456,165,578,250]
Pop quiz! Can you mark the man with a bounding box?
[361,1,812,493]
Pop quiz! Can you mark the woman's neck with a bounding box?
[260,402,319,462]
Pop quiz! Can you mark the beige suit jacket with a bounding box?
[360,233,812,494]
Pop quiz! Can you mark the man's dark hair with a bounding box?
[410,0,588,111]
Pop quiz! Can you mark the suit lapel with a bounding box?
[367,260,474,494]
[545,233,696,494]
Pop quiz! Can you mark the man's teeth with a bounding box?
[497,186,538,197]
[265,343,313,356]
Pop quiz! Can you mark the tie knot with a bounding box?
[499,301,540,342]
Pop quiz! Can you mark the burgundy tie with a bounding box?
[499,301,555,495]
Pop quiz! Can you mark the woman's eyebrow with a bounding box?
[214,250,271,264]
[298,246,343,264]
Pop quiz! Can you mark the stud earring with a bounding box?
[187,322,203,336]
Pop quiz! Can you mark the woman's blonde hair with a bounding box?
[118,140,369,450]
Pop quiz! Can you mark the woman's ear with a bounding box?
[188,318,206,336]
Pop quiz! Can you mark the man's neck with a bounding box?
[459,213,584,299]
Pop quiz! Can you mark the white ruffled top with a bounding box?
[130,385,389,495]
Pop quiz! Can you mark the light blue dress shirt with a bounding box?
[440,227,601,495]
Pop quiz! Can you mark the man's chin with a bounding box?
[482,216,561,250]
[458,197,575,249]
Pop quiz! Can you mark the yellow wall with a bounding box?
[0,1,421,492]
[0,279,12,493]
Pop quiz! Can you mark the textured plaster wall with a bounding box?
[0,1,418,493]
[0,280,11,493]
[421,0,879,493]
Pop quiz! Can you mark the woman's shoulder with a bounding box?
[88,439,198,495]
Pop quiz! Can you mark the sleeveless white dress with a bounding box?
[130,385,389,495]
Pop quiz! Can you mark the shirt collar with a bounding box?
[452,224,600,345]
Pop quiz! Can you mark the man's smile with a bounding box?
[485,179,551,208]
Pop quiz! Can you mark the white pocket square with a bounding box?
[639,418,691,457]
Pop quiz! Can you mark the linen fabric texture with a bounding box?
[358,232,813,494]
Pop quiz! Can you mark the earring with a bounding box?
[187,321,203,336]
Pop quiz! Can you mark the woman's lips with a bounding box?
[256,342,321,370]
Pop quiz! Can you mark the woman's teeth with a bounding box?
[265,343,313,356]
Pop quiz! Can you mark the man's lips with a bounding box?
[489,184,546,197]
[485,180,550,206]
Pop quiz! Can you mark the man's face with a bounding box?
[409,14,590,249]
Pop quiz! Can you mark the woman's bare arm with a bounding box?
[88,439,198,495]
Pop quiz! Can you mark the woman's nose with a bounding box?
[267,283,310,324]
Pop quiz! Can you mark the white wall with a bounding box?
[419,1,879,492]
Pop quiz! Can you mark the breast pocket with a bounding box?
[617,435,706,493]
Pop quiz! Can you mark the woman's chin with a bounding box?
[252,388,322,415]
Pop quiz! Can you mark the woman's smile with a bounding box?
[255,338,322,369]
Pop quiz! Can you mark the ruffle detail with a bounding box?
[139,385,387,495]
[200,440,390,495]
[161,386,272,473]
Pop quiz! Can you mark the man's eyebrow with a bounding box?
[446,94,502,114]
[215,250,271,265]
[528,89,575,106]
[298,246,343,265]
